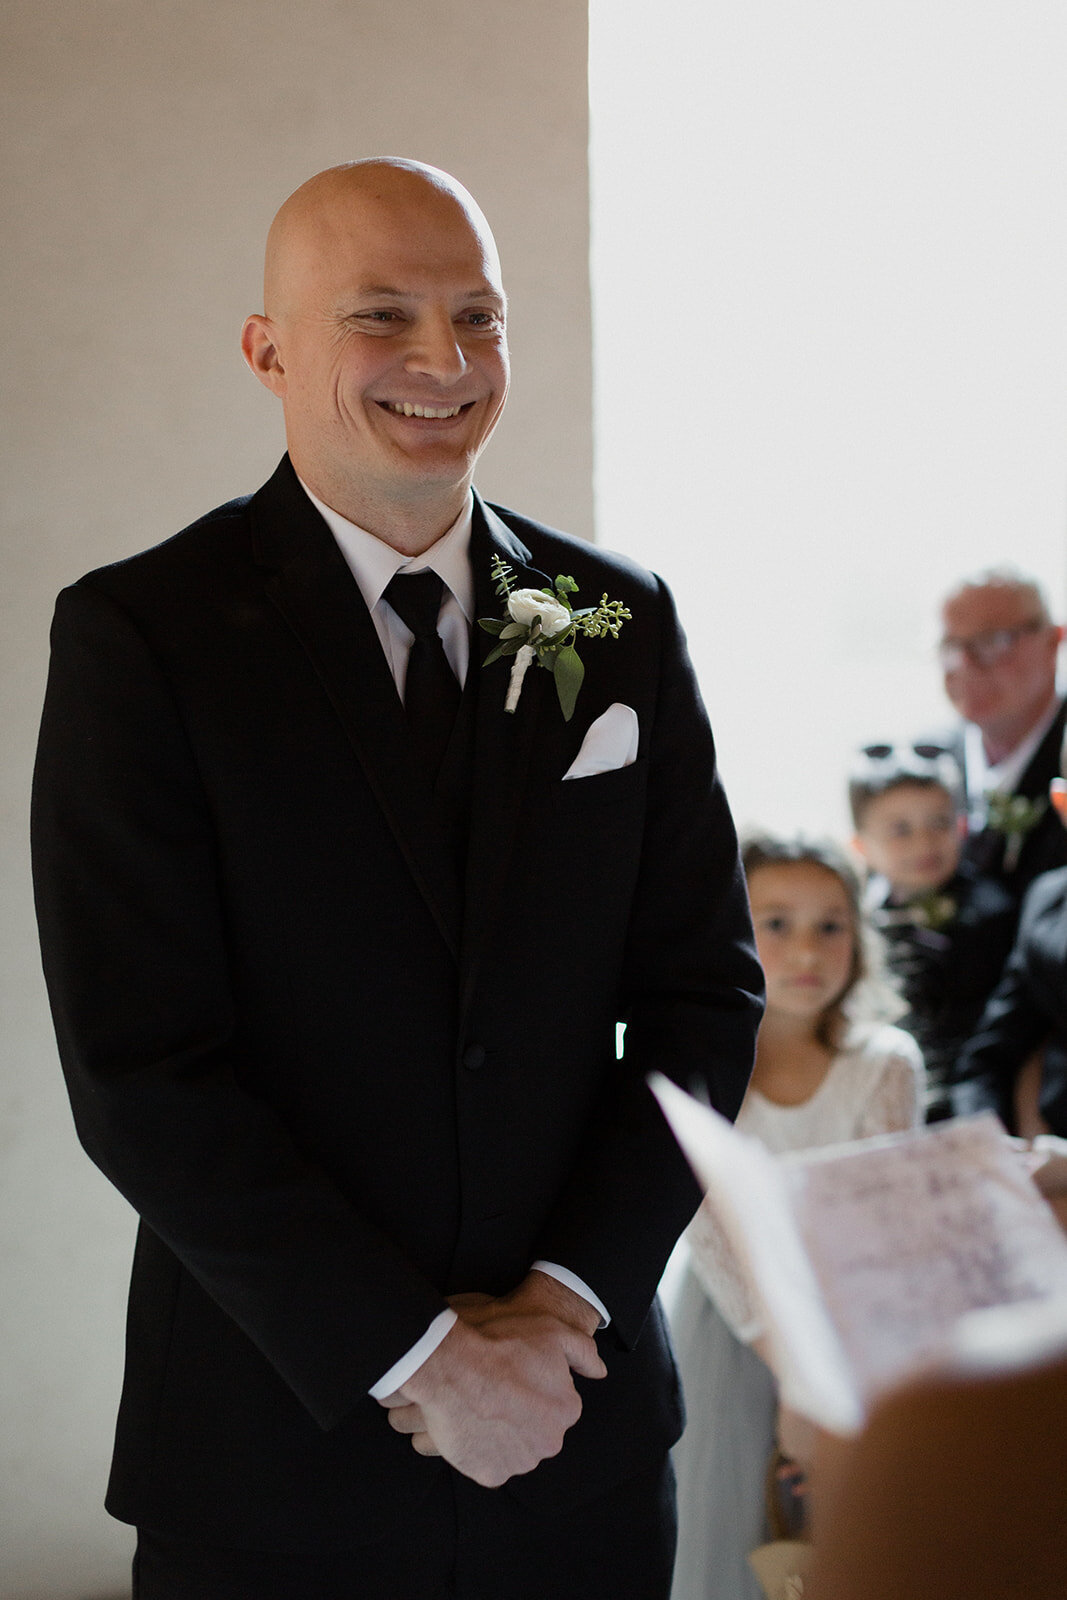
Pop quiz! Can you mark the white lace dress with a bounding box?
[668,1023,923,1600]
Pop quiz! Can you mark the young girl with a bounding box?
[669,834,923,1600]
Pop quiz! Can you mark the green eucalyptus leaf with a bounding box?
[553,643,585,721]
[479,617,506,636]
[482,643,506,667]
[500,622,526,640]
[555,575,579,595]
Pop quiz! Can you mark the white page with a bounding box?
[650,1074,864,1432]
[783,1113,1067,1400]
[651,1077,1067,1433]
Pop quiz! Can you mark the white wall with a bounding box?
[0,5,591,1595]
[591,0,1067,841]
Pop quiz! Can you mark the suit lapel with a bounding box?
[1016,700,1066,801]
[249,458,463,962]
[459,498,549,1007]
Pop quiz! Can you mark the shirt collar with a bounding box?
[298,479,475,622]
[964,692,1063,799]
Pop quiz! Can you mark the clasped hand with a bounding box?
[377,1270,606,1488]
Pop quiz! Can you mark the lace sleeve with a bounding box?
[856,1039,923,1138]
[684,1193,764,1342]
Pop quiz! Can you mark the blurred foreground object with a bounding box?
[808,1296,1067,1599]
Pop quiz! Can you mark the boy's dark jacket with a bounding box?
[867,862,1016,1120]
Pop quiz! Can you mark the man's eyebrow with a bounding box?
[352,283,506,304]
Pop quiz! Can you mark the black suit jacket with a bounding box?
[31,457,763,1549]
[868,863,1017,1117]
[954,866,1067,1137]
[936,704,1067,904]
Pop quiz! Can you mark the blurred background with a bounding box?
[592,0,1067,838]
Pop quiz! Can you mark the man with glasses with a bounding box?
[935,569,1066,903]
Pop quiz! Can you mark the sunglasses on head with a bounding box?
[861,743,952,761]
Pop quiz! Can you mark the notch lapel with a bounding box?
[249,459,463,962]
[460,497,551,1008]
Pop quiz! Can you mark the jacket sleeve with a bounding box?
[952,913,1051,1131]
[31,580,447,1427]
[531,577,764,1345]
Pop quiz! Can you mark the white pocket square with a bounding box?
[562,703,639,781]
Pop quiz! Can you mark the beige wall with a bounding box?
[0,5,591,1595]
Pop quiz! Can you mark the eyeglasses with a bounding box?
[938,619,1046,671]
[860,743,952,762]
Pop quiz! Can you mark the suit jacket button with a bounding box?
[462,1043,487,1071]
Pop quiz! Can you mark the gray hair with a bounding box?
[942,566,1054,626]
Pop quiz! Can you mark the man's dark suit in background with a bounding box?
[955,866,1067,1136]
[951,704,1067,901]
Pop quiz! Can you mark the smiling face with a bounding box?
[747,861,856,1027]
[854,781,961,898]
[242,161,509,551]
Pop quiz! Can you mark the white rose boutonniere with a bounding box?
[478,555,632,720]
[505,589,574,636]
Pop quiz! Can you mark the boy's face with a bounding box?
[854,782,962,898]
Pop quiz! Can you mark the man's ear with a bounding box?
[241,315,287,396]
[851,832,871,865]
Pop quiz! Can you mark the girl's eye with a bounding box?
[819,919,848,936]
[761,916,789,934]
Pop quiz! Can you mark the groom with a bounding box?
[32,159,763,1598]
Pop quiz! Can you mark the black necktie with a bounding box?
[384,570,461,779]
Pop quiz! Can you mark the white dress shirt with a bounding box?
[963,694,1063,828]
[299,481,609,1397]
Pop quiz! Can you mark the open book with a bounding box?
[651,1075,1067,1435]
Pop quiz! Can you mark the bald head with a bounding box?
[241,158,510,552]
[263,159,502,320]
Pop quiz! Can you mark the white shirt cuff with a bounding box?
[368,1308,458,1399]
[532,1260,611,1328]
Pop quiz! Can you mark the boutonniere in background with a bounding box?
[478,555,632,720]
[984,791,1048,872]
[875,891,958,933]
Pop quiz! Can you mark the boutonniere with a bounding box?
[874,891,957,932]
[911,891,958,931]
[984,791,1048,872]
[478,555,632,720]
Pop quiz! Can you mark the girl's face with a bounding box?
[748,861,855,1025]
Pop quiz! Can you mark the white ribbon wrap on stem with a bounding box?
[505,644,537,713]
